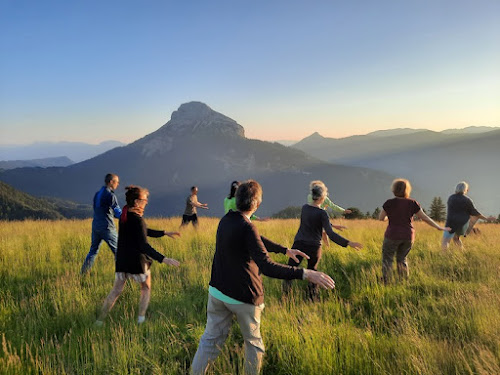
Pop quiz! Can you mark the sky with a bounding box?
[0,0,499,145]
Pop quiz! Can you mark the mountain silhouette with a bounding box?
[0,102,410,217]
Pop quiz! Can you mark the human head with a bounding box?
[125,185,149,207]
[229,181,240,199]
[191,186,198,195]
[105,173,119,190]
[236,180,262,212]
[310,180,328,202]
[391,178,411,198]
[455,181,469,194]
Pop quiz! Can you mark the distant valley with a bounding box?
[292,127,500,214]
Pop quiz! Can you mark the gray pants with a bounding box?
[191,294,265,375]
[382,238,413,283]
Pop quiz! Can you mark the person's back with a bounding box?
[223,196,237,214]
[446,193,479,229]
[294,204,328,245]
[211,210,302,305]
[383,197,421,241]
[92,186,119,230]
[294,204,348,246]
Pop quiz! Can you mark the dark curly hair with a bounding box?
[125,185,149,206]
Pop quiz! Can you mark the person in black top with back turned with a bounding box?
[441,181,495,251]
[191,180,336,375]
[283,180,363,300]
[96,185,180,326]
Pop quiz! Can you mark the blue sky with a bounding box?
[1,0,499,144]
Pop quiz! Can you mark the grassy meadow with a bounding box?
[0,217,499,375]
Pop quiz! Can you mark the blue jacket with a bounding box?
[92,186,122,231]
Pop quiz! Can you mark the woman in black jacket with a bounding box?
[96,185,180,325]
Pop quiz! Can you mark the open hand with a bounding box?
[162,258,180,267]
[332,224,347,231]
[286,248,309,263]
[165,231,181,238]
[348,241,363,251]
[304,270,335,289]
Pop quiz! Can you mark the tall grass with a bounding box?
[0,218,499,374]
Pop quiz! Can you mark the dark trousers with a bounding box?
[382,238,413,284]
[181,214,198,227]
[283,241,322,300]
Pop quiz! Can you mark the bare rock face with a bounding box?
[135,102,245,156]
[160,101,245,138]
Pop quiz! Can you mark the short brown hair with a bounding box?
[236,180,262,212]
[391,178,411,198]
[125,185,149,206]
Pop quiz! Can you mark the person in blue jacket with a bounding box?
[81,173,122,274]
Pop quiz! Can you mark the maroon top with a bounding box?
[382,198,421,241]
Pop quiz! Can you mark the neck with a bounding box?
[240,210,255,218]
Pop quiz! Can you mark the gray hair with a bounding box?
[310,180,328,201]
[455,181,469,194]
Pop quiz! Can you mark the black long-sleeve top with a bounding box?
[115,210,165,274]
[445,193,481,233]
[294,204,349,247]
[209,210,304,305]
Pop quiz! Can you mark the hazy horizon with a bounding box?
[1,124,499,148]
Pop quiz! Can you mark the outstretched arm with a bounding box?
[415,209,450,231]
[379,209,388,221]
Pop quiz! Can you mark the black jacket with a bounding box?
[115,209,165,274]
[209,210,304,305]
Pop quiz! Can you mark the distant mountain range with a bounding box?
[0,156,74,170]
[0,102,406,217]
[292,127,500,214]
[0,140,125,163]
[0,181,92,220]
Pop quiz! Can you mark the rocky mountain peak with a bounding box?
[161,101,245,138]
[134,102,245,156]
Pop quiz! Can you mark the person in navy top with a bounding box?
[81,173,122,274]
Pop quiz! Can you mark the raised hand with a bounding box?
[304,270,335,289]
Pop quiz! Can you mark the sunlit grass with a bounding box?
[0,218,499,374]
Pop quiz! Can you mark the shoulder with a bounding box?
[410,198,421,206]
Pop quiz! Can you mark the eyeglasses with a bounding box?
[137,198,148,203]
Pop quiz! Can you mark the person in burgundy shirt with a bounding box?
[379,178,450,283]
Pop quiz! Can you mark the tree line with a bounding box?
[272,197,500,223]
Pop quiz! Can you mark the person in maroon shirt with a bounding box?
[379,179,450,283]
